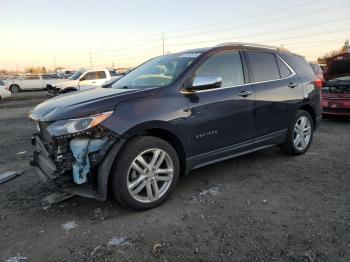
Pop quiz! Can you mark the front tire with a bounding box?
[110,136,180,211]
[281,110,314,155]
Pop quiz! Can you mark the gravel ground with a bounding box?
[0,99,349,262]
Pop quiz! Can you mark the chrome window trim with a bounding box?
[180,53,296,94]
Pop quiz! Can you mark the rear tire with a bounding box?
[110,136,180,211]
[10,85,20,93]
[281,110,314,155]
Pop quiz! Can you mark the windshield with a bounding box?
[68,71,84,80]
[112,53,202,89]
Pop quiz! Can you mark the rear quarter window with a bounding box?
[276,56,292,78]
[279,53,315,81]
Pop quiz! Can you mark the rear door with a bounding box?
[244,51,302,144]
[22,75,42,90]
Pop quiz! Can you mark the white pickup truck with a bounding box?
[48,69,122,94]
[5,74,65,93]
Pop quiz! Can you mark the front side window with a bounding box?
[194,51,244,87]
[112,53,201,89]
[246,51,280,82]
[82,72,97,80]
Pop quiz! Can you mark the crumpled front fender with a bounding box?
[97,139,126,200]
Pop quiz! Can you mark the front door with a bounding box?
[184,50,255,166]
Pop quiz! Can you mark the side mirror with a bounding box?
[187,75,222,91]
[79,77,85,81]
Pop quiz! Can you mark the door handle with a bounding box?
[238,90,254,97]
[288,83,298,88]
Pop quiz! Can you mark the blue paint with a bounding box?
[70,137,108,184]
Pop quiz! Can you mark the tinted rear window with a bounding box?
[279,53,315,81]
[246,51,280,82]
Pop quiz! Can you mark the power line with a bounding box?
[165,18,350,48]
[166,2,349,41]
[165,0,333,35]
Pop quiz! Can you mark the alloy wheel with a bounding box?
[127,148,174,203]
[293,116,312,151]
[11,85,19,93]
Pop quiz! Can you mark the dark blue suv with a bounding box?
[29,43,322,210]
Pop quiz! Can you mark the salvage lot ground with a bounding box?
[0,98,349,262]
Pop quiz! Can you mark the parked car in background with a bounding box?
[47,69,123,94]
[29,43,322,211]
[5,74,65,93]
[322,52,350,116]
[57,70,75,79]
[0,80,11,100]
[310,63,324,82]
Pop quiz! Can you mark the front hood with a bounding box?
[29,87,144,122]
[55,80,78,88]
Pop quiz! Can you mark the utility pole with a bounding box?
[89,49,93,69]
[161,33,165,55]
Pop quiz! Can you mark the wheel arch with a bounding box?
[121,122,188,176]
[9,84,20,92]
[62,87,78,93]
[97,122,190,200]
[299,104,316,127]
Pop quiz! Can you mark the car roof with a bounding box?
[177,42,303,58]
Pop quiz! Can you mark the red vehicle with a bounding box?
[310,63,325,82]
[322,52,350,116]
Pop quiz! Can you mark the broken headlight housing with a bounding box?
[46,111,113,137]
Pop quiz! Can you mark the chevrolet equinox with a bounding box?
[29,43,322,210]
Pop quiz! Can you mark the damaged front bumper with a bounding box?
[30,131,124,201]
[46,85,61,95]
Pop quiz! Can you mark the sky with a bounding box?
[0,0,349,71]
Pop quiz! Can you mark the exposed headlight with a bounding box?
[46,111,113,137]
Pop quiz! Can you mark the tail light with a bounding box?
[314,79,323,89]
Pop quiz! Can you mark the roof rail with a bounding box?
[216,42,289,52]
